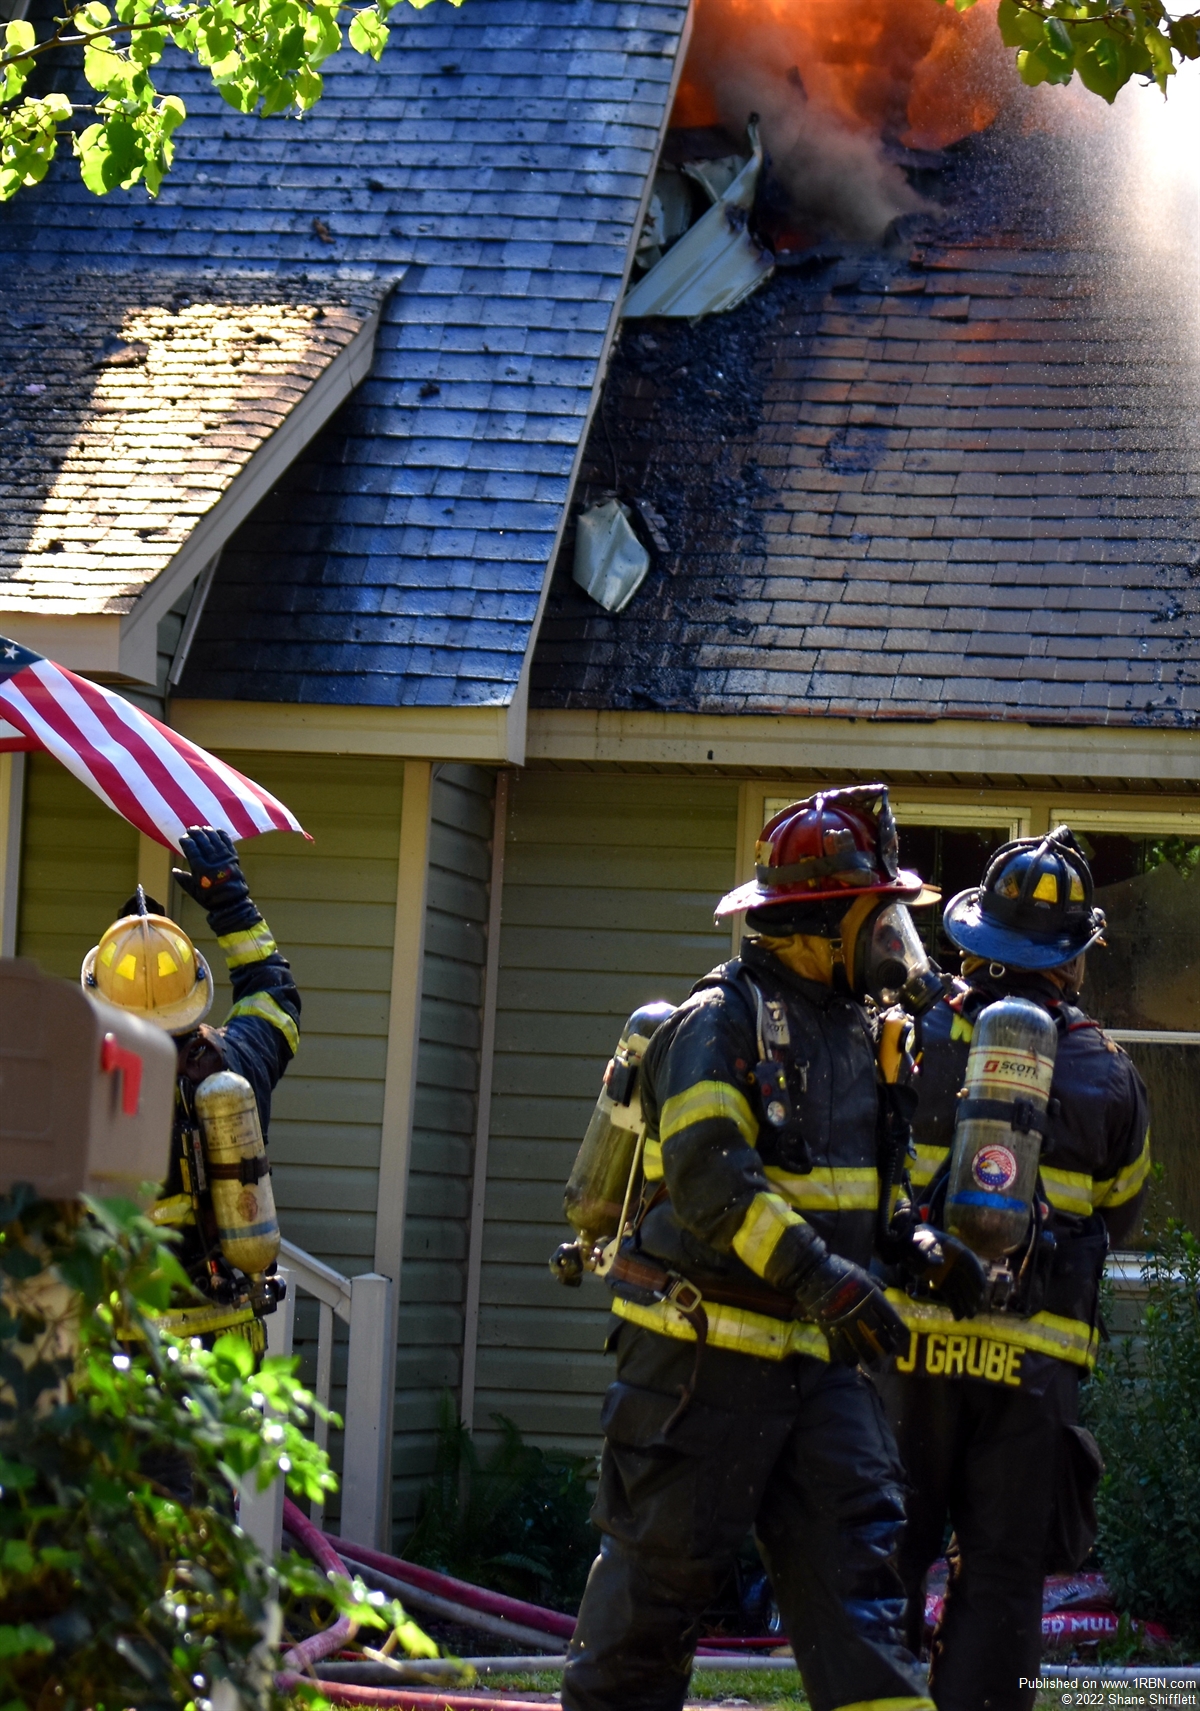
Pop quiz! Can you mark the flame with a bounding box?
[674,0,1007,150]
[670,0,1017,239]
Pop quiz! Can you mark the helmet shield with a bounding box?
[943,825,1106,971]
[716,783,935,918]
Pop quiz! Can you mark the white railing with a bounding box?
[240,1240,393,1558]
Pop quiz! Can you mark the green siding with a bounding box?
[476,774,738,1454]
[17,753,139,978]
[393,764,495,1532]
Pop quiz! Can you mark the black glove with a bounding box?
[897,1223,987,1321]
[798,1252,911,1369]
[173,826,254,929]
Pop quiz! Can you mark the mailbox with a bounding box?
[0,957,175,1200]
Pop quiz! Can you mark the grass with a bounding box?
[484,1669,807,1703]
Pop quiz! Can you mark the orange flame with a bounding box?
[674,0,1007,153]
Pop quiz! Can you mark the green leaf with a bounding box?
[998,0,1051,48]
[1,1539,35,1573]
[1044,15,1076,61]
[1144,21,1174,86]
[348,6,388,58]
[0,1624,53,1660]
[1075,28,1128,99]
[1169,13,1200,57]
[293,63,322,107]
[4,18,35,52]
[211,1333,255,1379]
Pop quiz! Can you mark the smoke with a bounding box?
[673,0,1032,242]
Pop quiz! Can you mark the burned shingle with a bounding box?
[531,136,1200,730]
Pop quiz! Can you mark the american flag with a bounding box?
[0,637,308,850]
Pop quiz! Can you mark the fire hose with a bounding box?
[278,1499,357,1676]
[320,1531,576,1640]
[320,1528,772,1658]
[280,1499,570,1711]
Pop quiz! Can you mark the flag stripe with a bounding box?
[0,675,132,825]
[105,693,293,838]
[17,665,196,843]
[0,646,306,851]
[33,666,210,838]
[72,673,260,839]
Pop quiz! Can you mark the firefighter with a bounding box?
[81,826,300,1349]
[880,827,1151,1711]
[561,785,975,1711]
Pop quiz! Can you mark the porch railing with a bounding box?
[240,1239,393,1558]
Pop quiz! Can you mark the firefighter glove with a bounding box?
[174,827,254,928]
[897,1223,987,1321]
[798,1252,910,1368]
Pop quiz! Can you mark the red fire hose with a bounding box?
[280,1500,356,1674]
[320,1530,576,1640]
[282,1501,566,1711]
[284,1688,556,1710]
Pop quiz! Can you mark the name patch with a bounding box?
[894,1329,1025,1387]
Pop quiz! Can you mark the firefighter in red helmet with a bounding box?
[561,786,981,1711]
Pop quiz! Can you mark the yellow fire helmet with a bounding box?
[81,886,213,1035]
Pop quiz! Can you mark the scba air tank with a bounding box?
[945,997,1058,1262]
[194,1070,281,1280]
[562,1000,676,1256]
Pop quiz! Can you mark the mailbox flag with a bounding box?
[0,637,307,851]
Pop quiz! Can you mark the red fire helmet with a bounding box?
[715,784,935,918]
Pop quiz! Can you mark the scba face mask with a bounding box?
[859,902,945,1014]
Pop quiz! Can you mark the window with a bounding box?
[1049,817,1200,1235]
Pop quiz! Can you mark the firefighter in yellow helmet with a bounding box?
[83,827,300,1344]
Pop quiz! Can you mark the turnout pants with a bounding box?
[561,1323,933,1711]
[879,1360,1080,1711]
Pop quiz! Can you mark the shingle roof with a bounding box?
[0,271,385,619]
[0,0,687,707]
[531,140,1200,730]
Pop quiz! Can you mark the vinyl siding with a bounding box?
[475,773,738,1455]
[17,752,139,977]
[393,764,496,1534]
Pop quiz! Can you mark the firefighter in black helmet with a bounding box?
[561,786,972,1711]
[878,827,1150,1711]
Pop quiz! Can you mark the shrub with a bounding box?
[0,1188,413,1711]
[403,1396,598,1612]
[1084,1208,1200,1649]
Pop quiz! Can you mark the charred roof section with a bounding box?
[531,136,1200,729]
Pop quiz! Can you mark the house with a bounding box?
[2,0,1198,1546]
